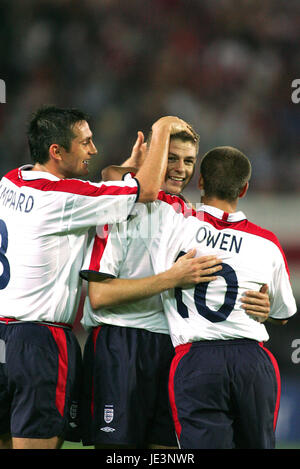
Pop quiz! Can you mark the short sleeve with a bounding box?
[269,250,297,320]
[67,177,140,231]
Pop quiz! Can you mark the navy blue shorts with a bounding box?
[81,324,177,447]
[169,339,280,449]
[0,321,82,441]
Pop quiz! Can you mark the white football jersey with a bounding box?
[83,191,297,346]
[0,166,139,324]
[142,193,297,346]
[80,202,169,333]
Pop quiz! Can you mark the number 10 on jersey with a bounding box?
[174,251,238,323]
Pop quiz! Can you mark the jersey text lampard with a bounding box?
[0,182,34,213]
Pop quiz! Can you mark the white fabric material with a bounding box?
[0,166,139,324]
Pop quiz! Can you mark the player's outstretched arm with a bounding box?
[88,250,222,309]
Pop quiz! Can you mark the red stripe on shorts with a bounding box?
[168,342,192,440]
[259,342,281,431]
[46,326,68,417]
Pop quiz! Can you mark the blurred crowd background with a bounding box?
[0,0,299,447]
[1,0,299,192]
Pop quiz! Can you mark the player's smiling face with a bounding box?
[162,138,197,195]
[59,120,98,178]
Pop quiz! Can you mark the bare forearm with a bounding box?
[101,166,137,181]
[89,272,176,309]
[100,129,169,194]
[134,125,170,202]
[102,118,194,200]
[135,116,196,202]
[88,252,222,310]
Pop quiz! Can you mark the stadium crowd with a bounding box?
[0,0,299,449]
[0,0,299,193]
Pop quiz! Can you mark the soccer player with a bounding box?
[0,106,194,450]
[110,146,296,449]
[79,132,271,449]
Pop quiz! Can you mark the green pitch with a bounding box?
[62,441,93,449]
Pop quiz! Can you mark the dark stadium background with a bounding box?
[0,0,299,449]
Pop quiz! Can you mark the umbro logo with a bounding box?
[100,426,115,432]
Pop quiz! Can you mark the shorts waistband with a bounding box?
[0,317,72,329]
[175,338,258,353]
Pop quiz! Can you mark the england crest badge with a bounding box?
[104,405,114,424]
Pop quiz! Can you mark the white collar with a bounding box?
[201,204,247,222]
[19,165,60,181]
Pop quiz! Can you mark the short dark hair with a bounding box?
[170,130,200,154]
[27,106,89,164]
[200,146,251,201]
[146,127,200,154]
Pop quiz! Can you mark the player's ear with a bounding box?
[198,174,205,198]
[49,144,62,162]
[239,182,249,199]
[198,174,204,190]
